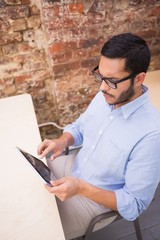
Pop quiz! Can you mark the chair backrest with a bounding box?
[145,70,160,111]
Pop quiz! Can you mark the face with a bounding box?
[98,56,142,108]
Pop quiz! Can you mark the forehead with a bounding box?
[99,56,127,76]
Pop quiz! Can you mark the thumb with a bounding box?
[51,178,65,187]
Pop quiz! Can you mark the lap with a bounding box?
[47,152,115,240]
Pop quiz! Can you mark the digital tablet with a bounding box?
[16,147,52,186]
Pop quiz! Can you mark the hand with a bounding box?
[37,138,65,160]
[45,177,81,201]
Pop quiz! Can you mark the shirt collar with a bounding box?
[119,85,149,119]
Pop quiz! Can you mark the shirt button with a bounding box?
[110,115,113,120]
[84,158,87,162]
[92,146,95,150]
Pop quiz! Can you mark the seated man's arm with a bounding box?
[46,132,160,220]
[37,132,74,160]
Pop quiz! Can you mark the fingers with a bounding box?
[45,180,68,201]
[37,139,63,160]
[37,139,55,159]
[51,150,62,160]
[37,139,50,155]
[51,178,65,186]
[44,177,79,202]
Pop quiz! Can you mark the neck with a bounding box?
[114,86,143,109]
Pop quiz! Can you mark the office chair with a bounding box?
[39,122,143,240]
[82,210,142,240]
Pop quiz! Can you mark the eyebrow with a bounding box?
[97,69,120,80]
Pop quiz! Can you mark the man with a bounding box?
[38,33,160,240]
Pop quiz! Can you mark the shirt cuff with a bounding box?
[115,188,140,221]
[63,125,83,146]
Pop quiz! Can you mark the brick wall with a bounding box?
[0,0,59,129]
[0,0,160,138]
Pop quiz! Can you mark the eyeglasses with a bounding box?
[92,66,137,89]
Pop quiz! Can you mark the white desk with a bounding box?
[0,94,65,240]
[145,70,160,111]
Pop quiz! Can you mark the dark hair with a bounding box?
[101,33,151,74]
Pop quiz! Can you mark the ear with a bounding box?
[134,72,146,87]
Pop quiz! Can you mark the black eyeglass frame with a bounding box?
[92,66,137,89]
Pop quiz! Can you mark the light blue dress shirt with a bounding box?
[64,85,160,221]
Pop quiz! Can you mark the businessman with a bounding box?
[38,33,160,240]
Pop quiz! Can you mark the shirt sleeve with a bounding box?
[63,113,85,146]
[115,132,160,221]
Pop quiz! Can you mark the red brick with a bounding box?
[23,61,47,71]
[42,8,57,22]
[3,82,16,95]
[2,43,18,55]
[81,58,99,68]
[86,12,106,25]
[15,70,49,84]
[42,4,60,17]
[11,18,27,31]
[21,0,31,4]
[51,52,66,64]
[0,6,30,20]
[5,0,21,5]
[0,62,22,77]
[49,42,65,54]
[73,49,88,60]
[78,39,98,49]
[15,73,32,84]
[23,50,47,62]
[136,30,156,38]
[51,51,72,64]
[34,70,50,80]
[16,76,45,90]
[1,56,22,67]
[53,61,80,74]
[49,42,77,55]
[30,5,40,15]
[69,3,84,14]
[157,17,160,27]
[18,42,33,52]
[27,16,41,29]
[0,32,22,46]
[149,6,160,16]
[65,51,72,62]
[0,20,10,32]
[45,17,76,30]
[0,0,6,7]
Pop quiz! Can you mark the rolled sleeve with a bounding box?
[115,188,145,221]
[115,133,160,221]
[64,123,83,146]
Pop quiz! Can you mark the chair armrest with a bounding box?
[84,211,121,240]
[38,121,64,130]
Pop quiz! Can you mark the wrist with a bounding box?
[59,136,68,149]
[59,132,74,148]
[78,179,86,195]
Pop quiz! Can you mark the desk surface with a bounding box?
[0,94,65,240]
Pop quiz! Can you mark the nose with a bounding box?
[99,81,111,92]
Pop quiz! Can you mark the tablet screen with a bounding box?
[17,147,51,184]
